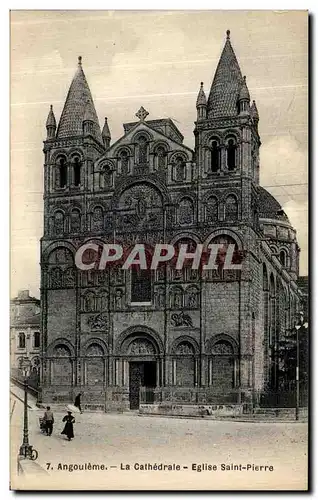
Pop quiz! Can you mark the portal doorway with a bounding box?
[129,361,156,409]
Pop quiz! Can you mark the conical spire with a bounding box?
[102,117,111,138]
[250,100,259,120]
[196,82,207,107]
[207,30,244,118]
[56,56,102,144]
[46,104,56,139]
[239,76,250,101]
[102,117,111,148]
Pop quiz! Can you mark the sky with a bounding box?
[10,10,308,298]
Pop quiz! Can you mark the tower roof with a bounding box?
[239,76,250,101]
[207,30,244,118]
[251,100,259,120]
[196,82,207,107]
[102,117,111,139]
[46,105,56,128]
[56,56,102,144]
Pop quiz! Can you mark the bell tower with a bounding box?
[194,30,261,226]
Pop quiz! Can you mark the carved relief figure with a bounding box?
[128,339,155,355]
[176,341,195,355]
[171,311,193,327]
[92,206,104,231]
[87,313,108,331]
[64,267,75,287]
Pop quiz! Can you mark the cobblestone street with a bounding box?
[10,391,307,491]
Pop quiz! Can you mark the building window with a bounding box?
[156,146,166,169]
[178,198,194,225]
[34,332,40,348]
[205,196,218,222]
[225,195,238,220]
[119,150,129,174]
[227,139,237,170]
[70,208,81,233]
[100,164,113,189]
[131,268,152,303]
[73,157,81,186]
[175,156,186,181]
[211,141,220,173]
[58,158,67,188]
[280,249,287,267]
[54,210,64,236]
[137,136,148,165]
[18,332,25,349]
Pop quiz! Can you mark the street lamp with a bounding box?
[18,359,38,461]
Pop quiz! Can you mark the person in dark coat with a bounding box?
[61,411,75,441]
[74,393,83,414]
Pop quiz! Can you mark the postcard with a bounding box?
[10,10,308,491]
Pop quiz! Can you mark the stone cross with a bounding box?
[135,106,149,121]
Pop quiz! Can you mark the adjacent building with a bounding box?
[10,290,41,377]
[40,31,302,410]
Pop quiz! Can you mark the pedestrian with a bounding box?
[74,392,83,414]
[43,406,54,436]
[61,411,75,441]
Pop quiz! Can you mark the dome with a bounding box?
[258,186,290,223]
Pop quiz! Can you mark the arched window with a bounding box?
[175,156,186,181]
[118,150,129,174]
[137,136,148,165]
[34,331,40,348]
[54,210,64,235]
[210,141,220,173]
[131,268,152,303]
[156,146,166,169]
[70,208,81,233]
[100,164,113,189]
[73,157,81,186]
[225,195,238,220]
[57,157,67,188]
[173,341,195,387]
[280,249,287,267]
[205,196,218,222]
[92,206,104,231]
[18,332,25,349]
[178,198,194,225]
[227,138,237,170]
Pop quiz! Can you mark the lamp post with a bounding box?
[295,311,307,421]
[19,359,38,460]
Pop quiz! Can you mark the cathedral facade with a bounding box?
[40,31,302,411]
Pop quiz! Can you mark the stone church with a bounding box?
[40,31,302,411]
